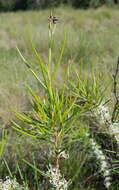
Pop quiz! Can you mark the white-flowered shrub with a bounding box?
[0,177,29,190]
[90,138,111,189]
[47,165,71,190]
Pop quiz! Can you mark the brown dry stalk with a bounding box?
[111,57,119,122]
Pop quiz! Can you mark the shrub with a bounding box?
[12,12,112,189]
[0,177,28,190]
[69,0,116,8]
[0,0,118,11]
[0,0,15,11]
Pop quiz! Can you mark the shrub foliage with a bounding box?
[0,0,118,11]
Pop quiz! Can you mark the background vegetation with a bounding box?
[0,0,119,12]
[0,4,119,190]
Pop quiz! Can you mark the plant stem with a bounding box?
[54,128,60,170]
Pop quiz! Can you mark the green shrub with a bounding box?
[0,0,15,11]
[69,0,116,8]
[0,0,118,11]
[26,0,118,9]
[11,11,110,189]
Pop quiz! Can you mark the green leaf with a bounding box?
[23,159,50,178]
[12,121,37,138]
[52,31,67,79]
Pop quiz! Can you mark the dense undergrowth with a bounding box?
[0,0,119,12]
[0,6,119,190]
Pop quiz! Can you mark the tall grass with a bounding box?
[0,6,119,190]
[0,7,119,126]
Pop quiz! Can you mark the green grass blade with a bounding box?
[52,31,67,79]
[23,159,50,178]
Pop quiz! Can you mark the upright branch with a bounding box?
[111,57,119,122]
[48,11,58,65]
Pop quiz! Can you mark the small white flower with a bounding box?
[105,181,111,188]
[94,102,119,146]
[0,177,29,190]
[47,165,71,190]
[95,103,111,124]
[60,151,69,159]
[90,138,111,189]
[109,123,119,144]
